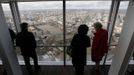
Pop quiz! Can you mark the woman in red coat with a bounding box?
[91,22,108,71]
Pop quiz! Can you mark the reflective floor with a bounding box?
[0,65,110,75]
[0,65,134,75]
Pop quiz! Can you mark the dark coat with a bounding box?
[71,34,90,66]
[91,29,108,62]
[16,31,36,56]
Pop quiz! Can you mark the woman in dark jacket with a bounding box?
[71,24,91,75]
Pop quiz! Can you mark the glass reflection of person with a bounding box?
[91,22,108,72]
[71,24,91,75]
[16,22,40,75]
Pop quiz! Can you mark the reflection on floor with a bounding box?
[125,65,134,75]
[0,65,134,75]
[0,65,109,75]
[21,65,110,75]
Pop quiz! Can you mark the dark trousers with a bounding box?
[23,52,39,73]
[75,65,84,75]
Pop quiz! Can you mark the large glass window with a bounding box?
[17,1,63,64]
[1,1,129,65]
[108,1,129,62]
[65,1,112,64]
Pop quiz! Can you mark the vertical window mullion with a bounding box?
[63,0,66,66]
[108,0,120,44]
[103,0,121,65]
[9,1,21,33]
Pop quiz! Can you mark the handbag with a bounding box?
[66,45,73,57]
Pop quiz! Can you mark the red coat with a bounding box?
[91,29,108,62]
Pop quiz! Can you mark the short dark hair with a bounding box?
[20,22,28,30]
[94,22,102,28]
[78,24,89,35]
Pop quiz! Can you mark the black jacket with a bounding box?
[16,31,36,56]
[71,34,90,66]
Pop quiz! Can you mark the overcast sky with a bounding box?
[2,1,129,11]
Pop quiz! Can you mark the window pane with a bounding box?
[16,47,64,65]
[108,1,129,62]
[2,3,16,32]
[18,1,63,46]
[66,1,112,64]
[17,1,63,65]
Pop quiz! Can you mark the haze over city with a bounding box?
[2,1,128,11]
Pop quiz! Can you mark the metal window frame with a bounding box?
[103,0,121,65]
[63,0,66,66]
[108,0,121,43]
[9,1,21,33]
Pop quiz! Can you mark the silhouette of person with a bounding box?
[71,24,91,75]
[91,22,108,71]
[9,28,16,44]
[16,22,39,74]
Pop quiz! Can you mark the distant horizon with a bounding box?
[2,1,129,11]
[3,8,128,11]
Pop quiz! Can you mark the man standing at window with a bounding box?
[16,22,40,75]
